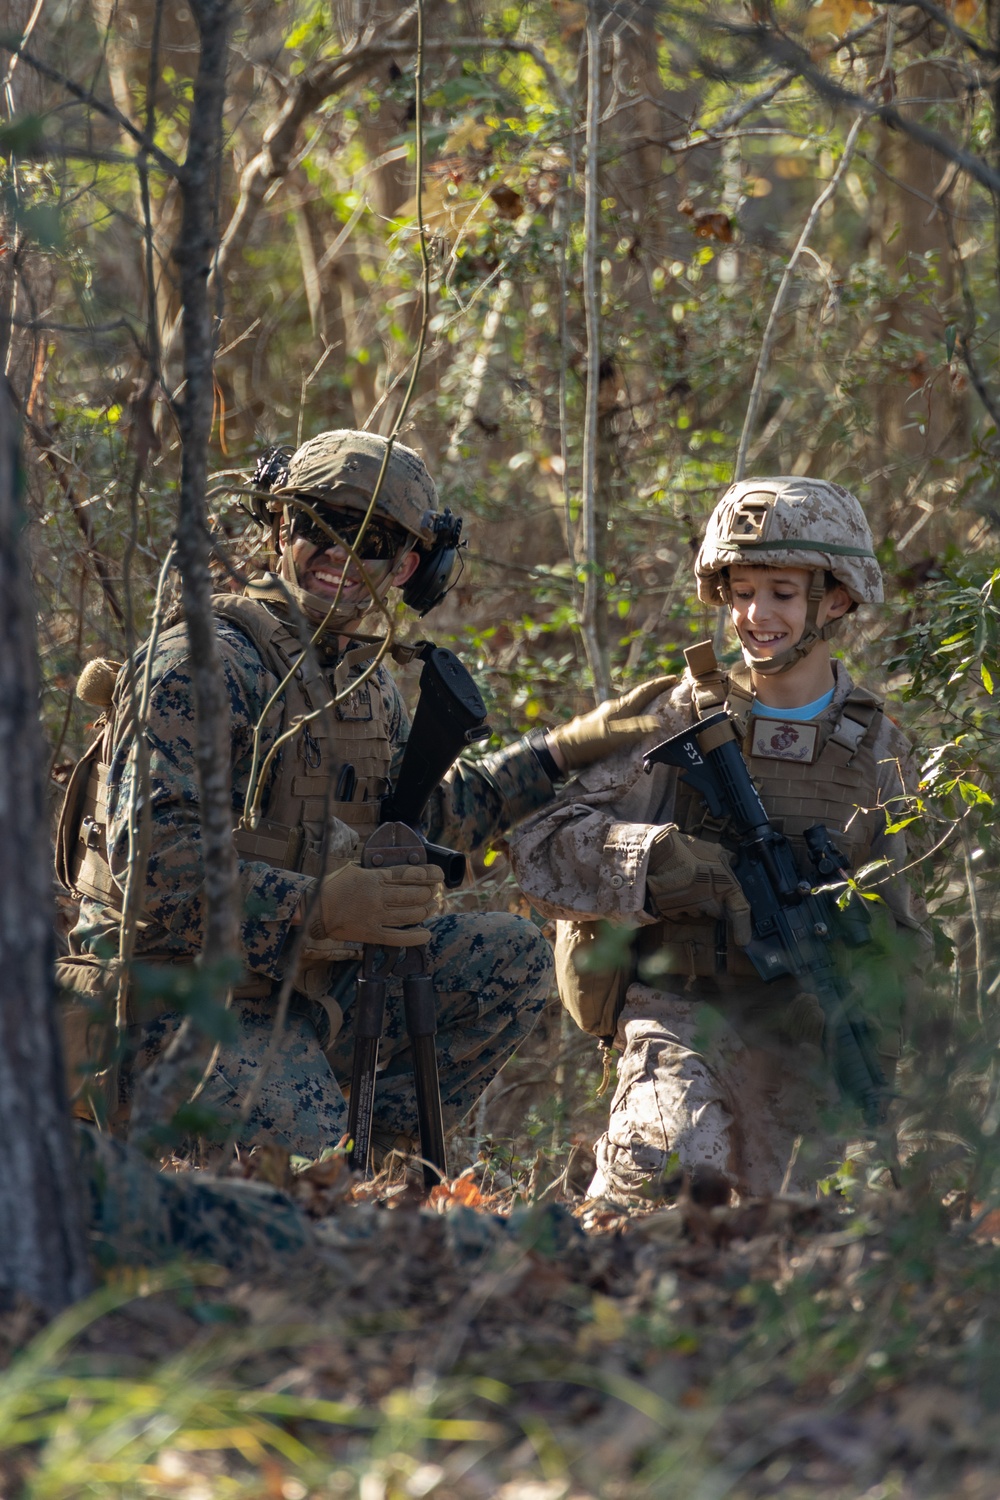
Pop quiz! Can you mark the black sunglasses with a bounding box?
[288,504,408,563]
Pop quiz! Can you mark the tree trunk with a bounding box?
[173,0,240,979]
[869,32,969,537]
[989,0,1000,301]
[128,0,241,1149]
[0,384,91,1314]
[580,0,611,703]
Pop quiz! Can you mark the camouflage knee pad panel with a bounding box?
[591,983,841,1204]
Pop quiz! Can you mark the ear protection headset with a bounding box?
[402,508,465,616]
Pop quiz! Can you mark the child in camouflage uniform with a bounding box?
[511,477,928,1203]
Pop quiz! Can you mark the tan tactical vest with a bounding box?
[214,593,393,877]
[57,592,400,980]
[555,646,885,1034]
[658,642,883,980]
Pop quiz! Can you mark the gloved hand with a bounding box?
[546,676,675,772]
[784,991,826,1046]
[645,826,753,946]
[309,861,444,948]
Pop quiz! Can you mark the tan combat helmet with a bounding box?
[694,476,882,674]
[273,429,440,544]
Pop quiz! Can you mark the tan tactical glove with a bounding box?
[645,826,753,947]
[784,991,826,1046]
[546,676,675,772]
[309,862,444,948]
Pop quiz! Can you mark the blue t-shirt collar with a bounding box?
[752,686,836,722]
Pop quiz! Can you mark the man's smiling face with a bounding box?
[279,503,418,612]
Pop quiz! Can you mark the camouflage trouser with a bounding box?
[590,983,844,1204]
[77,1125,318,1271]
[134,910,552,1158]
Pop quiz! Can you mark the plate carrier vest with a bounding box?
[57,592,412,982]
[660,641,884,981]
[554,644,885,1040]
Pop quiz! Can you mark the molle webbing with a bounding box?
[211,592,393,863]
[747,692,880,857]
[663,642,884,977]
[60,596,397,930]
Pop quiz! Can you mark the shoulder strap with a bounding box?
[725,664,755,729]
[211,591,296,667]
[826,684,884,762]
[684,639,728,716]
[212,590,333,713]
[683,638,756,733]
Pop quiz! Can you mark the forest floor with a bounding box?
[2,1126,1000,1500]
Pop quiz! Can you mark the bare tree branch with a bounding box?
[734,112,866,482]
[702,18,1000,199]
[16,393,126,627]
[580,1,611,704]
[876,0,997,63]
[215,29,570,283]
[0,42,179,177]
[939,185,1000,435]
[215,8,421,279]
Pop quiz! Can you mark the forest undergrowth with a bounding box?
[8,0,1000,1493]
[6,948,1000,1500]
[5,1061,1000,1500]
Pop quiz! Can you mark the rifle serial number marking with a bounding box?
[683,743,704,766]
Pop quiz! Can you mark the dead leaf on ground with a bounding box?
[429,1171,503,1213]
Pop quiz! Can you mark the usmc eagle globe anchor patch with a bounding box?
[749,718,820,764]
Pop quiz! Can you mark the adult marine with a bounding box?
[510,477,928,1203]
[60,430,668,1163]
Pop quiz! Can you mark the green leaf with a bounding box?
[959,780,993,807]
[945,322,958,361]
[982,662,994,695]
[0,113,45,154]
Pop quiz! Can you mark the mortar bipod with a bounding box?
[345,822,447,1188]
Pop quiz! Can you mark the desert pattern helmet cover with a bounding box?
[274,430,439,543]
[695,476,883,606]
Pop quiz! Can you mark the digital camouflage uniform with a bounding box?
[510,478,928,1204]
[511,665,925,1200]
[77,1124,320,1271]
[69,610,556,1157]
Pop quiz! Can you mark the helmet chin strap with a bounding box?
[726,568,843,676]
[277,545,370,633]
[275,502,411,637]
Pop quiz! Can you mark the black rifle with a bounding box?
[346,643,490,1186]
[643,710,889,1128]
